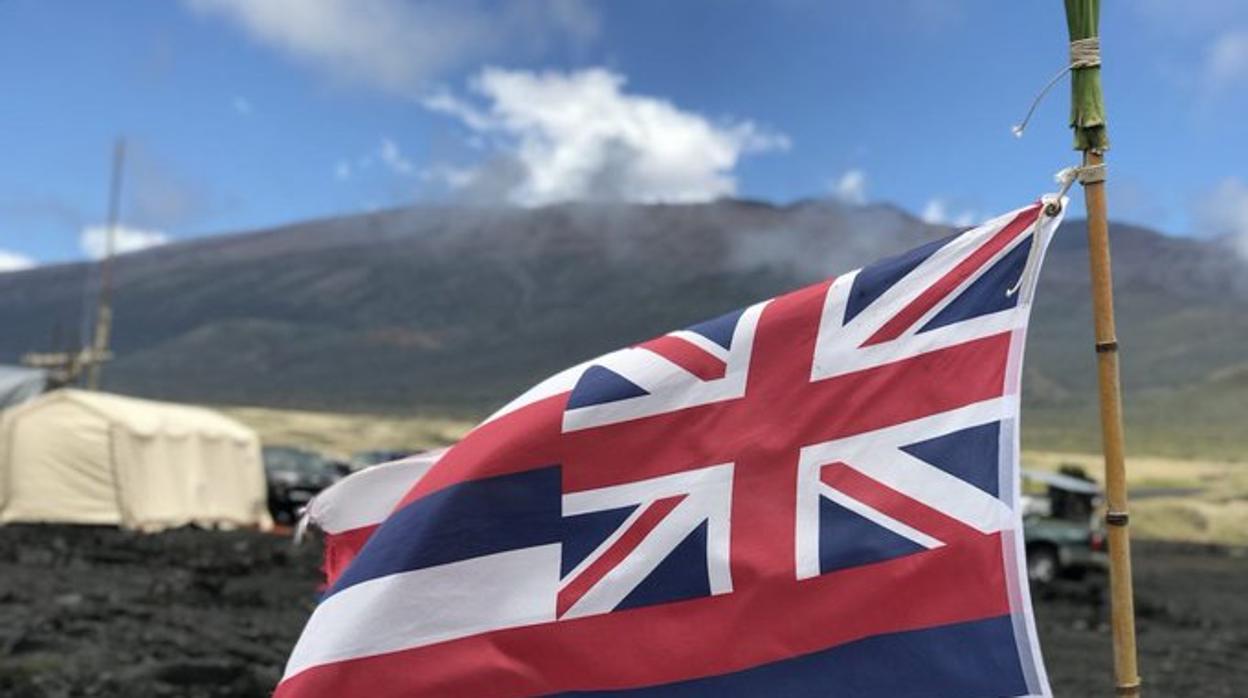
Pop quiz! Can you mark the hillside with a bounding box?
[2,199,1245,456]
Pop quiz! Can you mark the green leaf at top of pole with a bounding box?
[1064,0,1108,151]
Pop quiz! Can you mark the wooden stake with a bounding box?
[1081,150,1141,696]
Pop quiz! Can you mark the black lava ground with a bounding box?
[0,525,1242,696]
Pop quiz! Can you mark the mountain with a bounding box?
[2,200,1245,456]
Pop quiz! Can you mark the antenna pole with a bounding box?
[87,137,125,391]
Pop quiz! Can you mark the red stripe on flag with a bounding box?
[320,525,378,588]
[556,495,685,618]
[820,462,982,543]
[275,533,1009,697]
[395,393,566,509]
[862,205,1040,346]
[638,335,727,381]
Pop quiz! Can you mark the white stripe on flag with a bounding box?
[307,451,443,534]
[284,544,561,680]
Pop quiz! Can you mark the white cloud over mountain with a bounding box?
[378,138,414,176]
[0,250,35,272]
[80,225,170,260]
[830,170,867,205]
[920,198,977,227]
[422,67,790,206]
[1195,177,1248,259]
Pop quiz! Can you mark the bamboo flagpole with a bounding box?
[1062,1,1141,695]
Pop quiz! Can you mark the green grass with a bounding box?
[222,396,1248,546]
[220,405,473,459]
[1024,450,1248,546]
[1022,380,1248,463]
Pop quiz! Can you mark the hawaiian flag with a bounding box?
[279,199,1064,697]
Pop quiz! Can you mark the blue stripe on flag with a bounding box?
[918,235,1030,333]
[615,520,711,612]
[567,366,650,409]
[685,308,744,350]
[901,421,1001,497]
[327,466,561,597]
[562,505,638,578]
[844,235,953,325]
[558,615,1030,697]
[818,496,926,574]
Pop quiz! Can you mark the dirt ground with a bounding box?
[0,526,1243,697]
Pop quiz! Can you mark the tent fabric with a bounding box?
[0,389,272,531]
[0,365,46,411]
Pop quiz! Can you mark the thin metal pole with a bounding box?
[1080,149,1141,696]
[87,137,125,391]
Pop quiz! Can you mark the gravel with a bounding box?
[0,526,1242,696]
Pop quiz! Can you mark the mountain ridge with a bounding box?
[2,199,1244,455]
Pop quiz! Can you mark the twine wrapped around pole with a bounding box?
[1066,0,1109,151]
[1063,1,1141,696]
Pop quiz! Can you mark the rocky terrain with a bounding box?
[0,525,1243,697]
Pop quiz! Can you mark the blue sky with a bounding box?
[2,0,1246,268]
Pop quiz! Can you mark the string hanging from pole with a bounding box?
[1011,37,1101,139]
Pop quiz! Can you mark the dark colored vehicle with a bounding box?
[1022,468,1108,584]
[262,446,346,524]
[349,449,417,471]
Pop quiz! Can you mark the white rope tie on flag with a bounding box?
[1006,163,1102,297]
[1005,217,1045,298]
[1011,37,1101,139]
[293,506,311,546]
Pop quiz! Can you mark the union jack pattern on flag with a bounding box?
[279,198,1066,697]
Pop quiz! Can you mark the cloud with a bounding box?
[232,95,253,115]
[419,164,476,190]
[830,170,867,205]
[920,198,976,227]
[332,139,423,182]
[185,0,599,96]
[80,224,170,260]
[1132,4,1248,91]
[0,250,35,272]
[1207,30,1248,86]
[378,138,414,175]
[1194,177,1248,258]
[422,67,790,206]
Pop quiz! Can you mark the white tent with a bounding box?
[0,389,272,531]
[0,365,46,410]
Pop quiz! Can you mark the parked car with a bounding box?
[349,449,418,471]
[262,446,345,524]
[1022,468,1108,584]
